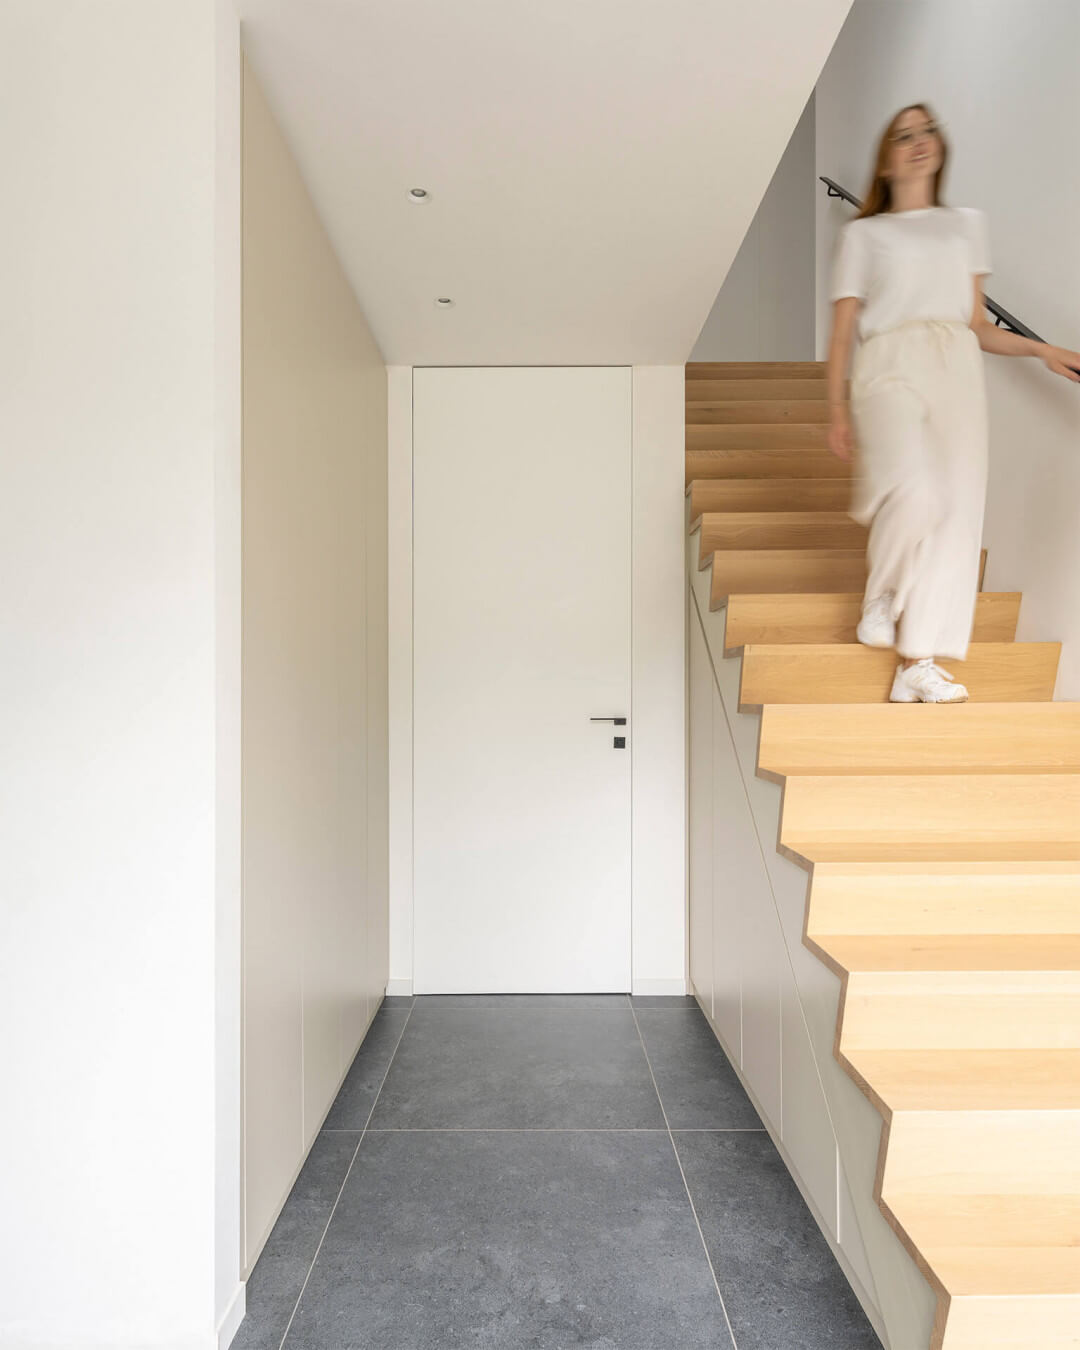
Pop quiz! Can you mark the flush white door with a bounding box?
[412,366,632,993]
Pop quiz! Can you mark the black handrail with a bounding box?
[820,176,1046,343]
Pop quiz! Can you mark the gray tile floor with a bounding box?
[234,995,882,1350]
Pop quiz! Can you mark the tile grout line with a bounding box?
[276,1001,416,1350]
[629,1004,740,1350]
[319,1125,767,1134]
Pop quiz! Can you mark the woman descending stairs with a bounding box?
[686,360,1080,1350]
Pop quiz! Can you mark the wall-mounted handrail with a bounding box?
[820,176,1046,343]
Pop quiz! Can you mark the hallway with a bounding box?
[235,996,880,1350]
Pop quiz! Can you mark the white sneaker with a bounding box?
[890,660,969,704]
[856,591,897,648]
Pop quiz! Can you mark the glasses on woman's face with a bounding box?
[890,122,941,146]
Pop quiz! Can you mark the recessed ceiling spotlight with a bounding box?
[435,297,454,308]
[408,187,431,202]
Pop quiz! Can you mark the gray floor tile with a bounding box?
[231,1132,357,1350]
[635,1008,762,1130]
[380,994,415,1010]
[676,1132,883,1350]
[322,1008,410,1130]
[369,1006,664,1129]
[283,1130,735,1350]
[630,994,699,1009]
[416,993,630,1010]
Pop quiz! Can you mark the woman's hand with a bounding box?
[828,405,855,462]
[1042,345,1080,383]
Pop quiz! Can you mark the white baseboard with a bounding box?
[385,977,414,997]
[631,977,689,996]
[217,1282,246,1349]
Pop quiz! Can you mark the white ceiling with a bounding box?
[239,0,852,365]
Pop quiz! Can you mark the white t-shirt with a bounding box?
[830,206,992,341]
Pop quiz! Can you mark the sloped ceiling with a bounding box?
[240,0,851,364]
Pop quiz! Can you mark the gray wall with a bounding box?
[690,95,816,362]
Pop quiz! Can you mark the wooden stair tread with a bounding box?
[688,479,851,522]
[711,550,867,602]
[893,1194,1080,1249]
[921,1245,1080,1296]
[808,863,1080,937]
[740,642,1058,708]
[722,591,1019,650]
[687,422,829,450]
[838,969,1080,1051]
[759,702,1080,775]
[817,934,1080,972]
[686,399,831,425]
[685,379,832,402]
[842,1049,1080,1111]
[782,773,1080,863]
[686,448,851,481]
[699,512,867,562]
[686,361,827,379]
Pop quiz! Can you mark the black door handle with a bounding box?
[590,716,627,726]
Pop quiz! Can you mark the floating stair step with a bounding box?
[686,361,827,380]
[740,642,1058,709]
[723,591,1019,650]
[698,512,867,563]
[893,1194,1080,1261]
[807,862,1080,937]
[837,969,1080,1050]
[686,448,850,483]
[924,1243,1080,1296]
[882,1109,1080,1196]
[687,422,829,450]
[841,1048,1080,1112]
[930,1257,1080,1350]
[686,399,831,425]
[758,702,1080,776]
[688,478,851,522]
[781,772,1080,863]
[685,378,833,403]
[711,550,867,604]
[815,934,1080,974]
[715,551,988,610]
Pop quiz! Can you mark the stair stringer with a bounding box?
[688,527,938,1350]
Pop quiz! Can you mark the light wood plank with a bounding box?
[842,1048,1080,1112]
[686,448,850,482]
[781,773,1080,863]
[712,551,868,604]
[740,643,1060,709]
[687,422,829,450]
[724,591,1019,650]
[686,361,827,379]
[686,399,831,425]
[838,970,1080,1050]
[685,379,833,402]
[699,512,867,562]
[818,934,1080,973]
[924,1245,1080,1296]
[688,479,852,521]
[807,862,1080,937]
[758,702,1080,776]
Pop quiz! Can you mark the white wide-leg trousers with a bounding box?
[849,319,989,661]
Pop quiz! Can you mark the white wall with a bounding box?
[387,367,687,994]
[241,60,389,1272]
[0,3,244,1347]
[815,0,1080,695]
[691,96,817,362]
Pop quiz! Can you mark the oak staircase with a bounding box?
[686,360,1080,1350]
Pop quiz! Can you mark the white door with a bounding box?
[413,367,632,993]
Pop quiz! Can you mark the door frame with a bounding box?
[386,364,688,998]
